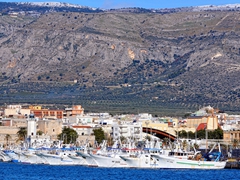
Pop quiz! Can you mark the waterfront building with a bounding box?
[187,106,219,130]
[37,119,62,140]
[223,115,240,142]
[111,121,142,141]
[72,125,93,136]
[76,114,94,124]
[71,125,95,146]
[32,109,64,119]
[224,130,240,141]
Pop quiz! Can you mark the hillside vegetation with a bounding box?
[1,4,240,115]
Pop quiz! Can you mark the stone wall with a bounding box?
[0,126,19,144]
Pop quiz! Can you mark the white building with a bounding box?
[72,125,94,136]
[4,104,30,117]
[137,113,153,121]
[111,122,142,141]
[76,115,93,124]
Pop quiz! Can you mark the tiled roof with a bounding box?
[196,123,207,131]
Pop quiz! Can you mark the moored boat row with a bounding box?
[0,141,227,169]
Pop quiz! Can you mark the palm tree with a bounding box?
[17,127,27,142]
[4,134,11,146]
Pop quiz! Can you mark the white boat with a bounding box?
[89,148,129,168]
[4,150,30,163]
[119,139,164,168]
[67,154,88,166]
[36,148,76,165]
[0,150,12,162]
[22,150,47,164]
[120,148,162,168]
[88,140,128,168]
[76,150,98,167]
[152,143,226,169]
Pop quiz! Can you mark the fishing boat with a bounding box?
[152,143,226,169]
[0,150,12,162]
[119,139,163,168]
[89,140,129,168]
[36,148,76,165]
[119,147,162,168]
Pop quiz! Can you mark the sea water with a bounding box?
[0,162,240,180]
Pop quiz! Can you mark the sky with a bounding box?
[1,0,240,9]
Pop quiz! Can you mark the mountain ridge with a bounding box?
[0,2,240,115]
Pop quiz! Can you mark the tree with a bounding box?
[213,128,223,139]
[93,128,105,145]
[188,131,195,139]
[196,130,206,139]
[17,127,27,142]
[4,134,11,146]
[57,127,78,144]
[178,130,187,138]
[37,130,44,135]
[195,128,223,139]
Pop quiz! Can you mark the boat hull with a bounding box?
[120,154,159,168]
[90,154,128,168]
[152,155,226,169]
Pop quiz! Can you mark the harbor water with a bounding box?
[0,162,240,180]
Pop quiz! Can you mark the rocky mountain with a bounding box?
[1,2,240,115]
